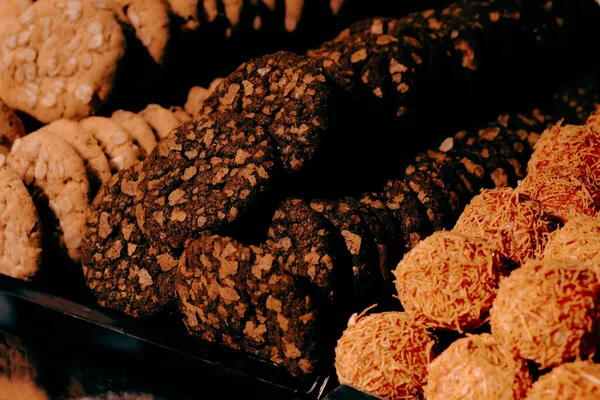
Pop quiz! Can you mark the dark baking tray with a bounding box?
[0,274,336,399]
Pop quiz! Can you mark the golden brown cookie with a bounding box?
[184,85,210,117]
[79,116,140,172]
[138,103,180,139]
[166,0,199,31]
[7,130,90,261]
[36,119,111,193]
[104,0,170,64]
[0,0,32,27]
[111,109,157,158]
[0,0,126,123]
[0,154,42,280]
[169,105,191,123]
[0,96,24,155]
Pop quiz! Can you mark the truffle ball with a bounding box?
[335,312,437,400]
[454,187,558,264]
[528,122,600,191]
[490,259,600,369]
[425,333,532,400]
[525,360,600,399]
[543,214,600,265]
[517,173,598,223]
[394,231,509,332]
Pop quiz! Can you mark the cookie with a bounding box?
[7,130,89,261]
[203,51,330,174]
[111,109,158,158]
[104,0,170,65]
[139,103,181,140]
[265,198,343,299]
[169,106,191,123]
[79,116,140,172]
[136,115,276,250]
[82,162,178,318]
[176,234,327,377]
[0,0,32,24]
[381,179,431,253]
[0,96,25,155]
[166,0,200,31]
[0,154,42,280]
[184,85,211,117]
[309,198,382,310]
[0,0,126,123]
[437,136,491,191]
[36,118,111,194]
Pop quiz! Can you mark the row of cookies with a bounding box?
[334,110,600,400]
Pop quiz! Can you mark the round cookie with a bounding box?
[184,85,210,117]
[166,0,199,31]
[0,96,25,155]
[79,116,140,172]
[169,105,191,123]
[136,115,276,250]
[265,198,343,299]
[36,119,111,193]
[0,154,42,280]
[82,162,178,318]
[0,0,32,24]
[202,51,330,174]
[7,130,90,261]
[104,0,170,65]
[309,198,382,310]
[139,103,181,140]
[176,234,327,378]
[0,0,126,123]
[111,109,158,158]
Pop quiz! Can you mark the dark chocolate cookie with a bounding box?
[136,116,276,250]
[265,198,343,299]
[82,162,179,318]
[309,198,382,310]
[202,51,331,174]
[381,179,431,253]
[176,234,326,378]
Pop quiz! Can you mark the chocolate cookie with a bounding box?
[0,0,126,123]
[309,198,382,310]
[176,234,327,378]
[0,154,42,280]
[0,97,25,155]
[381,179,431,253]
[202,51,330,174]
[82,162,178,318]
[136,115,276,250]
[265,198,343,299]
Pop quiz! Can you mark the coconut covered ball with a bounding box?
[543,214,600,266]
[490,259,600,369]
[525,360,600,399]
[393,231,509,332]
[425,333,532,400]
[528,122,600,190]
[334,311,437,400]
[454,187,559,264]
[517,173,599,223]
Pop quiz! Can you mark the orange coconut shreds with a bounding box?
[393,231,509,333]
[528,122,600,187]
[425,333,532,400]
[525,360,600,400]
[334,311,437,400]
[517,173,599,224]
[543,215,600,268]
[489,259,600,370]
[453,187,559,265]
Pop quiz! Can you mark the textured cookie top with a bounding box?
[0,154,42,280]
[202,51,330,174]
[36,118,111,192]
[82,162,178,318]
[7,129,89,261]
[137,115,275,250]
[0,0,126,123]
[111,109,158,158]
[177,234,324,377]
[0,96,25,155]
